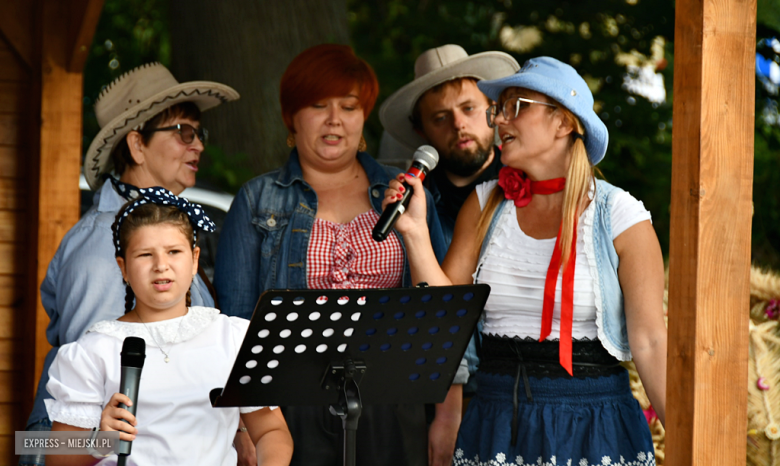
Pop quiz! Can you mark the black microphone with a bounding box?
[372,145,439,242]
[117,337,145,466]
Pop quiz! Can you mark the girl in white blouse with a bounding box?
[45,190,293,466]
[383,57,666,466]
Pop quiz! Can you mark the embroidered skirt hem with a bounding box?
[455,371,656,466]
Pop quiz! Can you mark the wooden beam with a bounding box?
[0,435,15,464]
[0,306,20,338]
[0,115,22,145]
[0,403,19,435]
[0,339,21,371]
[0,1,33,69]
[0,147,21,178]
[67,0,104,73]
[0,435,12,464]
[666,0,756,464]
[0,212,22,242]
[0,372,22,403]
[0,82,28,115]
[0,243,22,275]
[27,0,83,402]
[0,179,22,210]
[0,275,22,307]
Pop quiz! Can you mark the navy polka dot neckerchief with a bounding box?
[111,182,216,257]
[109,177,143,202]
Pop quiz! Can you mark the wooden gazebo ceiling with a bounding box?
[0,0,103,74]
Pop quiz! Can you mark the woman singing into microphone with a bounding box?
[214,44,458,466]
[383,57,666,466]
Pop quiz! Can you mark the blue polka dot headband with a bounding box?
[112,186,216,256]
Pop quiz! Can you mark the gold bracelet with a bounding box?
[237,426,248,433]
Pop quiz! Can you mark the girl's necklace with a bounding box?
[136,310,187,363]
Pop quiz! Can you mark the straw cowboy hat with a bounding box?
[379,44,519,151]
[84,62,239,190]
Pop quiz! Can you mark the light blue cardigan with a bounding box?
[463,179,633,381]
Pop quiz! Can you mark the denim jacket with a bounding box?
[476,179,632,361]
[27,182,214,427]
[214,150,448,320]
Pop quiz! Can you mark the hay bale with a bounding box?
[626,265,780,465]
[627,360,666,465]
[747,266,780,466]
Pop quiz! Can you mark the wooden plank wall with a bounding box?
[666,0,756,464]
[0,34,31,462]
[0,0,98,463]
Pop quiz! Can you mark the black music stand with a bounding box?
[210,284,490,466]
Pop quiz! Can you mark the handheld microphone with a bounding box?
[117,337,145,466]
[372,145,439,242]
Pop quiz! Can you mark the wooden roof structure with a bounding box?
[0,0,104,461]
[0,0,758,464]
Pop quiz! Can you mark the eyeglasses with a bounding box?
[486,97,557,128]
[146,123,208,145]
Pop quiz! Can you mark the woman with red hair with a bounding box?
[215,44,452,466]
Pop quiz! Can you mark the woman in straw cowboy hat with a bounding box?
[214,43,451,466]
[383,57,666,466]
[20,63,246,466]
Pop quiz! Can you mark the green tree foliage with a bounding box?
[82,0,171,159]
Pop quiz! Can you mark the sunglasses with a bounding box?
[147,123,208,145]
[486,97,557,128]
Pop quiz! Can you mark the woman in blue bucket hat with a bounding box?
[382,56,666,466]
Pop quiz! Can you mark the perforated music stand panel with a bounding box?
[211,285,489,408]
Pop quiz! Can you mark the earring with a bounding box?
[286,133,296,148]
[358,136,367,152]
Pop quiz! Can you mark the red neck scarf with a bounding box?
[497,166,577,375]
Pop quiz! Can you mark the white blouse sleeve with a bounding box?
[45,339,106,429]
[610,190,653,240]
[476,180,499,211]
[228,316,278,413]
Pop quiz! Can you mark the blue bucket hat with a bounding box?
[477,56,608,165]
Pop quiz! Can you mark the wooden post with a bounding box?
[666,0,756,464]
[27,0,86,402]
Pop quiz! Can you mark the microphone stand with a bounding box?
[327,359,366,466]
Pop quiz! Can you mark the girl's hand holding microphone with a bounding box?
[100,392,138,442]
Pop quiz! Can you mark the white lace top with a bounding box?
[475,180,651,340]
[45,306,273,466]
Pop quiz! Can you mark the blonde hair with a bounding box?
[474,106,594,267]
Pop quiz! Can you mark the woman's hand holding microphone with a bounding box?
[381,173,430,241]
[382,172,452,287]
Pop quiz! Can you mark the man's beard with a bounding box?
[438,131,494,177]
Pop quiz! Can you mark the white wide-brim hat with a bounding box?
[379,44,519,151]
[84,62,240,190]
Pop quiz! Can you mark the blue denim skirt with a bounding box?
[454,371,656,466]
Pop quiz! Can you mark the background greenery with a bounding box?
[82,0,780,268]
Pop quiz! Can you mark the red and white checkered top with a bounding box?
[306,210,404,290]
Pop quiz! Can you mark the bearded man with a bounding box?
[380,44,519,246]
